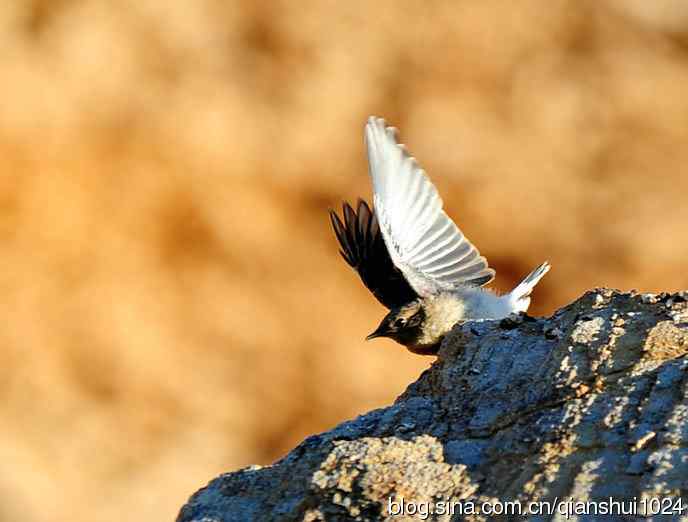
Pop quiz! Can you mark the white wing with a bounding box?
[365,116,495,297]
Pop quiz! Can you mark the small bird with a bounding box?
[329,116,550,355]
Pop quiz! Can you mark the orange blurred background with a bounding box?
[1,1,688,521]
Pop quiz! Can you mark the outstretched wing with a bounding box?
[329,199,418,309]
[365,116,495,297]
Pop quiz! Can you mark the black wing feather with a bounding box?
[329,199,418,309]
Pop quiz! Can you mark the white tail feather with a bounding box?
[509,261,551,313]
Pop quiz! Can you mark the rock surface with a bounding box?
[177,290,688,521]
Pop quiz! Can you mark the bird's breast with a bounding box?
[405,340,441,356]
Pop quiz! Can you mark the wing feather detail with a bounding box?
[329,199,419,310]
[364,116,495,297]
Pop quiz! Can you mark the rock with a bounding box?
[177,290,688,522]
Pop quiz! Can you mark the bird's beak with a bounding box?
[365,323,389,341]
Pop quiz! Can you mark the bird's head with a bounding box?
[366,301,425,345]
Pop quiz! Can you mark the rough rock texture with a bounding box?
[178,290,688,521]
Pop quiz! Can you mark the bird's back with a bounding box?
[452,286,515,320]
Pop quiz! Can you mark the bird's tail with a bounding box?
[508,261,551,313]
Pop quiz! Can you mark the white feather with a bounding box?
[365,116,495,297]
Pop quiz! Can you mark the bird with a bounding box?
[329,116,550,355]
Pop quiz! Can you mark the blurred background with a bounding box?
[1,1,688,520]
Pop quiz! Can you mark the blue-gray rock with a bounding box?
[178,290,688,521]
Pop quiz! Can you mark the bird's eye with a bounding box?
[393,317,406,328]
